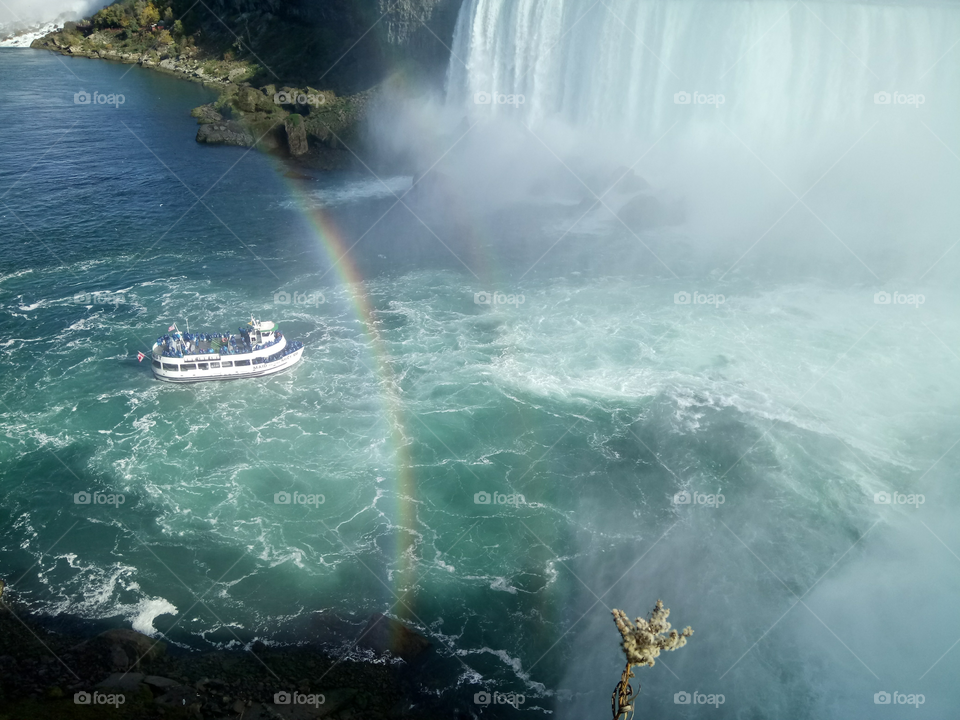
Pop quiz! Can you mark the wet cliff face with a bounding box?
[377,0,464,71]
[190,0,464,89]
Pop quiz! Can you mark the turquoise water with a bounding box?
[2,46,960,719]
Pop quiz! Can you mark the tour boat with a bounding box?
[149,319,304,383]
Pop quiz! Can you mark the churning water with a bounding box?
[2,1,960,716]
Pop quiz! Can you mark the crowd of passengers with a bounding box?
[155,328,285,358]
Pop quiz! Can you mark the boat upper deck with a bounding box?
[153,326,284,360]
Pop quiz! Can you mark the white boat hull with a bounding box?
[152,349,304,383]
[150,331,304,383]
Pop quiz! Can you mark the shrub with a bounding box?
[611,601,693,720]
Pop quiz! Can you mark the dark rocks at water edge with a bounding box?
[195,120,256,148]
[0,591,465,719]
[190,83,378,170]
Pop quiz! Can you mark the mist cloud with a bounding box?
[0,0,108,27]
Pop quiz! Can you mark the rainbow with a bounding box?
[280,171,423,642]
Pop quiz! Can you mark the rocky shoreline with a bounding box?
[0,580,469,720]
[30,29,254,87]
[31,29,378,170]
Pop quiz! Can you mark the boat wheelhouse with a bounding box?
[150,319,304,383]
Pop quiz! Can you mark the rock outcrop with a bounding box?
[188,82,376,168]
[196,119,257,147]
[284,114,309,156]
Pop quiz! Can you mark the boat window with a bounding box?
[209,362,220,369]
[182,364,197,370]
[152,360,162,369]
[221,361,232,368]
[235,359,251,366]
[198,363,208,370]
[162,363,177,371]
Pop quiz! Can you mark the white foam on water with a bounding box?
[129,596,178,636]
[282,176,411,208]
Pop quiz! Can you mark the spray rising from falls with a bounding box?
[439,0,960,281]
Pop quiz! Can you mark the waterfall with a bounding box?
[446,0,960,141]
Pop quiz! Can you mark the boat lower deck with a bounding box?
[151,347,304,383]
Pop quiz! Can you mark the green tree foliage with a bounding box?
[93,5,128,29]
[139,2,160,27]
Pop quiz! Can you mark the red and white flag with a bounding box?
[137,352,146,363]
[168,325,176,331]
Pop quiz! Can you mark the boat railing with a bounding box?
[154,331,286,359]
